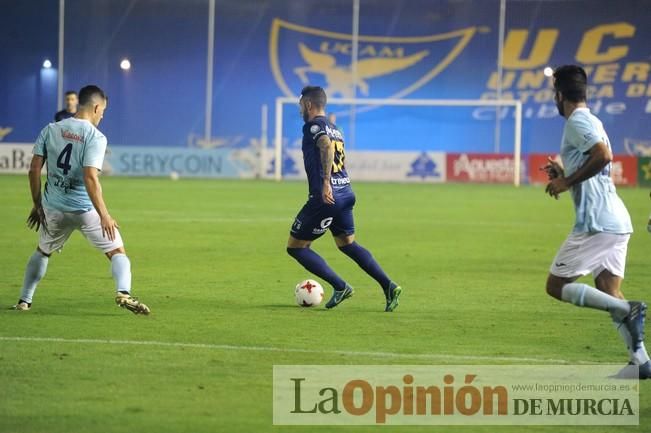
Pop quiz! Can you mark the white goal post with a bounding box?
[274,97,523,185]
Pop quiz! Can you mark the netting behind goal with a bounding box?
[273,97,523,185]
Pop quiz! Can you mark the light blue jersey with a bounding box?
[560,107,632,234]
[33,117,107,212]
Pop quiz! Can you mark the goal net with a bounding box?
[273,97,523,185]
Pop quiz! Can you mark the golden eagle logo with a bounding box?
[270,18,480,99]
[295,43,429,97]
[0,127,13,142]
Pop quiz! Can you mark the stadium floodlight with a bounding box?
[120,58,131,71]
[274,96,523,186]
[42,59,52,69]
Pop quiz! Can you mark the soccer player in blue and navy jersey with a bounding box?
[543,65,649,378]
[286,86,402,311]
[12,85,150,315]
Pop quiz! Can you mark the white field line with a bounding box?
[0,336,592,365]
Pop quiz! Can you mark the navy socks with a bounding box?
[339,242,391,291]
[287,247,347,291]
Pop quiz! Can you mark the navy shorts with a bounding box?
[290,188,356,241]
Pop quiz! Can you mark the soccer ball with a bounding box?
[295,279,324,307]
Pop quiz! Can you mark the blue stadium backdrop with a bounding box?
[1,0,650,179]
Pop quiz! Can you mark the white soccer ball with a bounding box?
[295,279,324,307]
[170,171,180,181]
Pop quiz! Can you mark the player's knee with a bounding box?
[287,247,301,259]
[335,234,355,248]
[545,283,555,298]
[545,277,564,300]
[36,247,51,257]
[106,247,126,259]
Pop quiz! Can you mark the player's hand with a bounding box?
[545,177,569,200]
[322,180,335,205]
[541,156,564,180]
[100,214,119,241]
[26,206,47,233]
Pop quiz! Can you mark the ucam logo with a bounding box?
[273,365,639,426]
[269,18,482,99]
[0,126,13,142]
[478,22,651,121]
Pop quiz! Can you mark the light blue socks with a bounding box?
[19,251,49,304]
[111,253,132,293]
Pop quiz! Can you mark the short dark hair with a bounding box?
[300,86,327,108]
[553,65,587,103]
[78,85,107,106]
[64,90,77,97]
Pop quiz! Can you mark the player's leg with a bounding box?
[546,273,630,319]
[334,234,400,311]
[77,210,149,315]
[595,270,650,370]
[593,233,650,378]
[546,233,631,320]
[105,247,131,294]
[286,201,352,308]
[15,247,50,310]
[547,232,649,377]
[14,208,73,310]
[287,235,352,304]
[331,192,401,311]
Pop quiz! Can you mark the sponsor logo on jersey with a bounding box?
[331,177,351,185]
[312,217,333,234]
[325,125,343,141]
[61,130,84,143]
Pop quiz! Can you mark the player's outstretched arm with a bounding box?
[26,155,46,232]
[316,135,335,205]
[83,167,118,241]
[546,141,611,199]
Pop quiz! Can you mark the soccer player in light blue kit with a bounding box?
[544,65,649,378]
[12,85,150,315]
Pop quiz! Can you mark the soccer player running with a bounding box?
[543,65,649,378]
[286,86,402,311]
[12,85,150,315]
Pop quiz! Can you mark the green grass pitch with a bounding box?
[1,175,650,433]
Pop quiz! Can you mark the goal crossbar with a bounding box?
[274,97,523,185]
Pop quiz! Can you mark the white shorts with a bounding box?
[39,207,124,255]
[550,232,629,279]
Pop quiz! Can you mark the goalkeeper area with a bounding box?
[1,176,650,433]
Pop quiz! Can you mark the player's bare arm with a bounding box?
[26,155,47,233]
[316,134,335,205]
[83,166,118,241]
[546,141,612,199]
